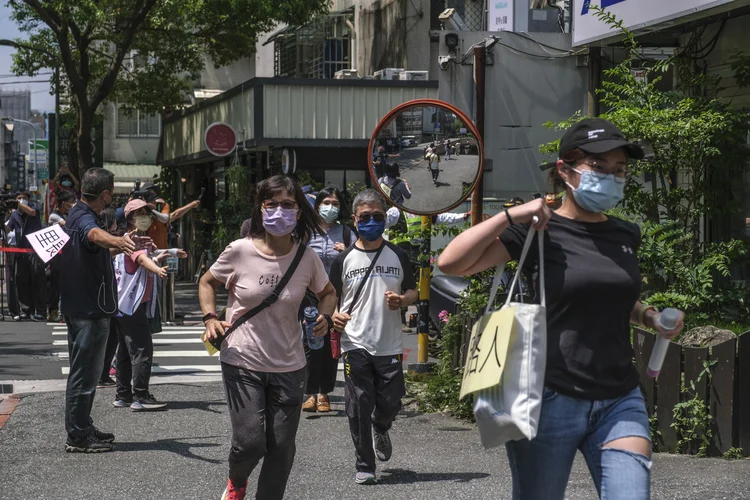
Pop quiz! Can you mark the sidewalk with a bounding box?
[0,380,748,499]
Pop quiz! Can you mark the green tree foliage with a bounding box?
[1,0,330,175]
[542,9,750,327]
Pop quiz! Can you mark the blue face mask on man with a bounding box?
[565,167,625,213]
[357,218,386,241]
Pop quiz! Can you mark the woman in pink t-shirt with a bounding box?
[199,175,337,500]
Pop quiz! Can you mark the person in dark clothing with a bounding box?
[60,168,136,453]
[7,191,47,321]
[97,207,121,388]
[47,190,76,322]
[438,118,687,499]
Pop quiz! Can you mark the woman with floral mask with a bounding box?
[300,187,356,413]
[199,175,337,500]
[438,119,685,500]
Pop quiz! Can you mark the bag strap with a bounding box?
[346,242,386,316]
[225,243,307,335]
[503,228,545,308]
[343,225,352,248]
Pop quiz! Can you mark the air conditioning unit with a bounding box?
[334,69,360,80]
[374,68,404,80]
[399,70,429,81]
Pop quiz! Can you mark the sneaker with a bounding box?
[93,427,115,443]
[30,314,46,322]
[112,397,133,408]
[302,395,317,412]
[65,435,114,453]
[221,479,247,500]
[355,471,377,485]
[131,394,167,412]
[12,314,28,322]
[97,377,116,388]
[373,427,392,462]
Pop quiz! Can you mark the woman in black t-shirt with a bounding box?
[438,118,685,500]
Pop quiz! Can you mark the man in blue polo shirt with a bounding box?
[60,168,137,453]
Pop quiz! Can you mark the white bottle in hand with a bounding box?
[647,308,680,378]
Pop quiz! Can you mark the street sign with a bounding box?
[28,139,49,164]
[204,122,237,157]
[37,168,49,180]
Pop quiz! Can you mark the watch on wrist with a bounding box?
[202,312,218,323]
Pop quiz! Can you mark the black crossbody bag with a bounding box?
[207,243,307,351]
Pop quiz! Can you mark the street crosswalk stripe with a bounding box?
[55,350,214,358]
[52,330,206,336]
[53,338,204,346]
[61,365,223,375]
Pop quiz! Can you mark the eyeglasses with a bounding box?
[356,212,386,223]
[574,161,631,182]
[263,200,298,210]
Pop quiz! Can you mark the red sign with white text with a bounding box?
[204,122,237,157]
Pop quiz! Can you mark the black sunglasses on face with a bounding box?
[356,213,386,223]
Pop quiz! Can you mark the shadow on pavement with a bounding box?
[165,400,226,414]
[115,435,224,464]
[379,468,490,484]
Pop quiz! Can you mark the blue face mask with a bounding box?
[357,219,385,241]
[566,167,625,213]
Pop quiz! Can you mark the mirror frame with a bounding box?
[367,98,484,216]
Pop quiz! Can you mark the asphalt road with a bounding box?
[1,381,749,499]
[376,145,480,213]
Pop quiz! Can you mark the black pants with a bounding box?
[100,318,118,381]
[48,260,61,313]
[303,331,339,395]
[222,362,305,499]
[15,253,47,315]
[5,252,19,316]
[115,304,153,400]
[344,349,406,473]
[431,168,439,182]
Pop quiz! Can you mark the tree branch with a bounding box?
[57,18,88,108]
[17,0,62,33]
[91,0,159,110]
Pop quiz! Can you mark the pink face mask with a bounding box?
[262,207,298,236]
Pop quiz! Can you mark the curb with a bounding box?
[0,394,21,430]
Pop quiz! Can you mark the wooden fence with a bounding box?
[633,327,750,456]
[453,317,750,456]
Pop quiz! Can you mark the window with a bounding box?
[273,10,353,79]
[117,105,161,137]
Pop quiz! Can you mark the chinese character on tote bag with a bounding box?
[460,226,547,448]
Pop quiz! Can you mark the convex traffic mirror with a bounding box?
[368,99,484,215]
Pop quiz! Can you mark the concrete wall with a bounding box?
[102,102,160,164]
[436,30,589,200]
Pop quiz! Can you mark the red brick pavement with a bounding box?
[0,394,20,430]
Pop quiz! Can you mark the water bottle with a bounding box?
[647,308,680,378]
[304,306,324,350]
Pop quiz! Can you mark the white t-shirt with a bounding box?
[330,242,417,356]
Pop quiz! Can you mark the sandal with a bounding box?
[302,395,317,412]
[316,394,331,413]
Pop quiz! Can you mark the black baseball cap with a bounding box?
[540,118,644,171]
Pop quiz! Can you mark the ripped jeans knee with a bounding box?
[600,446,651,500]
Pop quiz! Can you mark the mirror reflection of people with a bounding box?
[428,150,440,184]
[6,190,47,321]
[378,162,412,206]
[301,187,357,414]
[199,175,337,500]
[438,118,686,499]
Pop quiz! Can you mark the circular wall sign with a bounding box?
[281,148,296,175]
[204,122,237,157]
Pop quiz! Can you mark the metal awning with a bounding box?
[104,163,161,194]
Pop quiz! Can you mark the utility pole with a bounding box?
[471,44,486,226]
[587,47,601,117]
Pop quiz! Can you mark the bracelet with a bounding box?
[202,312,218,323]
[505,208,514,225]
[639,305,657,327]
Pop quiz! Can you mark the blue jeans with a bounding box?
[65,316,110,439]
[506,386,651,500]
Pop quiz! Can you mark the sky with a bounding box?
[0,4,55,112]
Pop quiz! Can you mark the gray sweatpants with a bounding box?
[221,362,306,499]
[343,348,406,473]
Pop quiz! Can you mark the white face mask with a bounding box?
[318,204,340,223]
[134,215,152,232]
[19,198,28,206]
